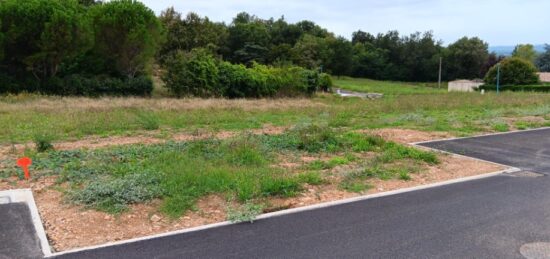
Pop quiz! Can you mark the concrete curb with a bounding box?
[47,167,518,258]
[0,189,51,257]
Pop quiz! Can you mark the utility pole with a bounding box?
[438,57,442,88]
[496,63,501,94]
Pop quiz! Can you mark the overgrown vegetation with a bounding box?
[484,58,540,86]
[0,0,160,96]
[1,0,530,97]
[1,124,438,217]
[162,49,331,98]
[5,78,550,144]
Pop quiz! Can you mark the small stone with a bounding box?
[103,215,111,220]
[150,214,162,222]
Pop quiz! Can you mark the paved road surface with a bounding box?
[52,128,550,258]
[0,203,44,259]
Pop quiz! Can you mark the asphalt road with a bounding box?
[52,128,550,258]
[0,202,44,259]
[419,128,550,174]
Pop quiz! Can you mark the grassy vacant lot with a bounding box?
[2,78,550,144]
[8,125,436,219]
[2,77,550,221]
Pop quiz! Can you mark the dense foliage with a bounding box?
[484,58,539,86]
[536,45,550,72]
[158,10,496,83]
[0,0,157,96]
[1,1,545,97]
[163,49,331,98]
[512,44,537,64]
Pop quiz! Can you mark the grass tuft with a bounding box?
[33,133,54,152]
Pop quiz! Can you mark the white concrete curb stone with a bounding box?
[0,189,51,256]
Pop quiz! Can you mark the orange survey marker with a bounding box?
[16,157,32,180]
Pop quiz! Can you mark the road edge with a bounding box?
[46,166,519,258]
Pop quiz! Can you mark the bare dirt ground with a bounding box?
[0,128,505,252]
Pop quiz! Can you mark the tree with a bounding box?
[481,52,506,77]
[89,0,164,78]
[78,0,100,6]
[399,31,442,81]
[535,44,550,72]
[0,20,3,62]
[326,37,353,76]
[351,42,388,79]
[158,9,228,63]
[269,17,302,46]
[512,44,538,65]
[351,30,374,45]
[444,37,489,80]
[291,34,332,70]
[227,12,270,64]
[484,57,539,85]
[0,0,92,82]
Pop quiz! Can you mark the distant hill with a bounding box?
[489,45,547,56]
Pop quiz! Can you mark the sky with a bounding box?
[141,0,550,46]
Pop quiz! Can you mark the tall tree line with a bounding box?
[159,9,501,82]
[3,0,544,97]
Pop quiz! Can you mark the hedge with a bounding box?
[163,49,332,98]
[0,74,153,96]
[478,84,550,92]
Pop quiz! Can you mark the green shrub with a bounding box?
[224,136,268,166]
[260,177,302,197]
[161,51,327,98]
[134,111,160,130]
[163,49,221,97]
[378,142,439,164]
[34,134,54,152]
[227,202,263,223]
[42,74,153,96]
[484,58,540,85]
[219,62,273,98]
[319,73,333,92]
[288,123,339,152]
[69,173,162,213]
[479,84,550,92]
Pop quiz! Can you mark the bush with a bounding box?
[319,73,333,92]
[33,134,54,152]
[162,50,329,98]
[479,84,550,92]
[484,58,540,85]
[42,75,153,96]
[69,173,162,213]
[227,202,263,223]
[288,123,339,152]
[219,62,273,98]
[163,49,221,97]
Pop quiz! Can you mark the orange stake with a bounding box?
[16,157,32,180]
